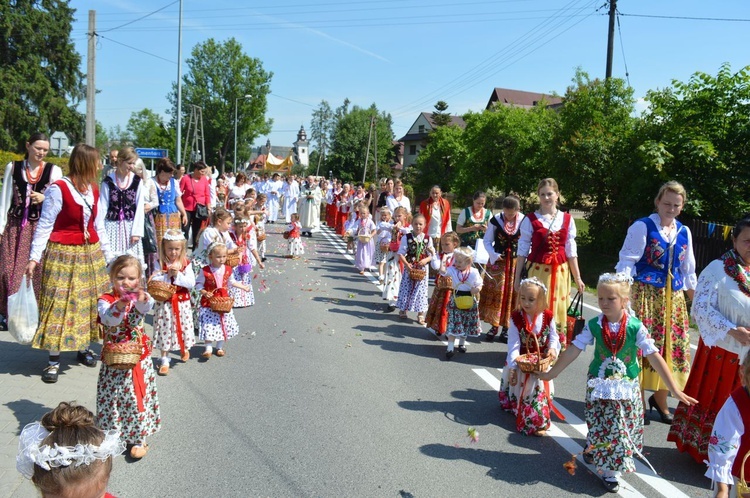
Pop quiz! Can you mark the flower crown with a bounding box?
[163,230,185,241]
[519,276,548,294]
[16,422,125,479]
[598,272,633,285]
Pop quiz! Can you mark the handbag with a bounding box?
[194,203,209,220]
[7,276,38,344]
[566,291,585,342]
[142,213,158,254]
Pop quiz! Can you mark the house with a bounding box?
[485,87,563,110]
[398,112,466,168]
[248,139,295,171]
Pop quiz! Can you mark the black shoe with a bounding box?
[485,327,497,342]
[648,394,674,424]
[602,477,619,493]
[42,364,59,383]
[445,351,455,360]
[385,304,396,313]
[457,345,467,353]
[582,450,594,465]
[77,349,98,367]
[261,257,267,262]
[498,329,509,344]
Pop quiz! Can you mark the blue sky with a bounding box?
[68,0,750,152]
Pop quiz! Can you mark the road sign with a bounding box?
[50,131,69,156]
[135,148,168,159]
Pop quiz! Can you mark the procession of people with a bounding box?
[2,138,749,497]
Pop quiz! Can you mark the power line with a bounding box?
[95,33,177,64]
[270,94,316,107]
[616,11,631,86]
[98,0,179,33]
[619,12,750,22]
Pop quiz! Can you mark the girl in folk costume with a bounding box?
[335,183,352,236]
[382,207,411,310]
[396,214,435,324]
[193,208,237,266]
[355,205,377,274]
[343,209,359,254]
[425,231,460,336]
[325,180,338,228]
[482,195,524,343]
[286,213,304,259]
[254,194,268,262]
[196,242,250,358]
[97,147,146,268]
[443,246,483,358]
[515,178,585,346]
[456,191,493,248]
[419,185,452,253]
[498,277,561,436]
[705,352,750,498]
[151,230,195,376]
[96,255,160,460]
[375,207,393,283]
[616,181,697,424]
[540,273,696,493]
[0,133,62,329]
[26,144,112,384]
[229,217,264,308]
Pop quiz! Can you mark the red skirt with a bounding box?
[667,338,741,463]
[326,203,336,228]
[335,211,347,235]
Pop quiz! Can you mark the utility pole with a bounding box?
[85,10,96,146]
[315,114,325,177]
[373,117,378,183]
[605,0,617,79]
[361,116,375,184]
[176,0,183,163]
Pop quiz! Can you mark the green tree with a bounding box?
[0,0,84,150]
[310,100,334,153]
[168,38,272,170]
[127,109,172,154]
[641,63,750,222]
[431,100,452,128]
[407,123,465,197]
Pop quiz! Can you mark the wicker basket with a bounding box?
[738,450,750,498]
[226,251,240,268]
[283,231,290,240]
[147,279,176,303]
[516,332,552,374]
[257,232,267,242]
[408,266,427,281]
[358,234,371,243]
[102,341,142,370]
[209,295,234,313]
[436,275,453,290]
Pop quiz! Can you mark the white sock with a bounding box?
[160,357,170,366]
[204,342,213,353]
[447,340,455,352]
[216,340,225,350]
[458,338,466,347]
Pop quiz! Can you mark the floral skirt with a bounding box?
[396,268,429,313]
[527,261,570,338]
[152,299,195,352]
[382,254,401,303]
[479,259,517,328]
[97,357,160,446]
[425,287,452,335]
[198,307,239,342]
[32,242,110,352]
[230,267,255,308]
[498,369,553,435]
[288,237,304,256]
[0,217,42,317]
[153,212,182,250]
[632,281,691,391]
[667,339,740,463]
[585,375,644,474]
[105,219,145,269]
[445,300,481,337]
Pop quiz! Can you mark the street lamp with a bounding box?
[234,94,252,173]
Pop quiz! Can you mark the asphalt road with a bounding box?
[99,223,711,498]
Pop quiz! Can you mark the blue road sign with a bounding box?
[135,148,168,159]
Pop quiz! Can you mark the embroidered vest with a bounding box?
[489,214,520,257]
[199,265,231,307]
[511,309,553,354]
[527,212,570,265]
[49,180,100,245]
[8,161,55,222]
[155,177,179,214]
[405,233,426,262]
[731,387,750,479]
[633,217,688,290]
[587,316,641,379]
[459,207,491,247]
[103,174,141,221]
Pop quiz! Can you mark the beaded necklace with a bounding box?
[602,312,629,356]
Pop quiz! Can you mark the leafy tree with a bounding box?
[407,123,465,198]
[167,38,272,170]
[0,0,84,150]
[310,100,334,153]
[127,108,172,154]
[431,100,452,128]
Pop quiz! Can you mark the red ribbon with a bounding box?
[133,334,152,413]
[170,289,189,356]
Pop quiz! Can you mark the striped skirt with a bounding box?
[527,261,570,338]
[153,212,182,251]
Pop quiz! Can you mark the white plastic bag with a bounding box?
[7,276,39,345]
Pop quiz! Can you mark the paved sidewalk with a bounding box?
[0,333,106,497]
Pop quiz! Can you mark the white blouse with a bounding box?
[615,213,697,290]
[386,195,411,214]
[517,210,578,259]
[30,181,112,263]
[98,296,154,326]
[483,213,524,264]
[444,265,483,291]
[691,259,750,355]
[377,221,394,243]
[0,161,63,233]
[150,262,196,289]
[571,315,658,356]
[195,264,238,291]
[195,227,236,264]
[507,311,561,368]
[705,395,743,486]
[96,172,146,239]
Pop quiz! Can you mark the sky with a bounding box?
[67,0,750,155]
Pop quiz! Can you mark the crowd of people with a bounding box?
[1,134,749,497]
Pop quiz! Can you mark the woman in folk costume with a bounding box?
[514,178,585,347]
[382,207,411,311]
[425,231,460,336]
[669,215,750,463]
[455,191,493,248]
[335,183,352,236]
[615,181,696,424]
[0,133,62,329]
[481,195,523,343]
[419,185,452,253]
[151,158,188,250]
[325,180,338,228]
[26,144,112,383]
[151,230,195,375]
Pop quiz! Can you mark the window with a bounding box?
[409,145,417,155]
[418,125,425,134]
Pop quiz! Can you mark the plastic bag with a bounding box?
[7,276,39,344]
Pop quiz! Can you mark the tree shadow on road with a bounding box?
[398,388,501,427]
[362,338,445,360]
[4,399,53,435]
[0,337,86,378]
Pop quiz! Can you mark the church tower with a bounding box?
[293,125,309,167]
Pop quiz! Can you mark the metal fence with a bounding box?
[684,219,734,275]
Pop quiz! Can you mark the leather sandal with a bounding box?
[215,349,225,357]
[130,444,149,459]
[180,350,190,362]
[158,364,169,376]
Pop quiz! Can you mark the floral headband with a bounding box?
[17,422,125,479]
[163,231,185,241]
[598,272,633,285]
[519,276,548,294]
